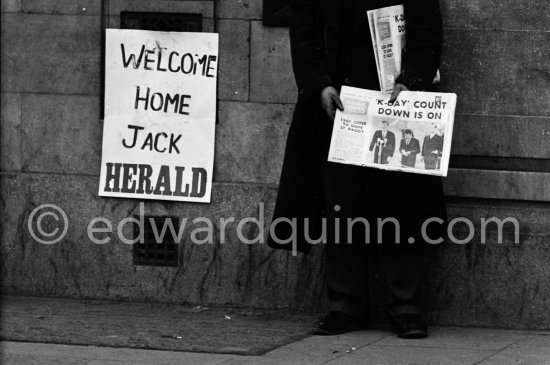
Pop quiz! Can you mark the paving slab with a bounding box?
[3,329,550,364]
[1,296,315,356]
[230,331,390,365]
[479,342,550,365]
[514,334,550,347]
[374,326,523,351]
[325,345,496,365]
[1,341,240,365]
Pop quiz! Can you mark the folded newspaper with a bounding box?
[368,4,439,94]
[328,86,457,177]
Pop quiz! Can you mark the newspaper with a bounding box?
[367,4,440,94]
[328,86,457,177]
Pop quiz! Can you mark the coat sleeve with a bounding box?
[412,139,421,154]
[289,0,333,96]
[396,0,443,91]
[387,132,396,155]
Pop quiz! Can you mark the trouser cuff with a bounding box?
[329,300,365,320]
[389,304,421,316]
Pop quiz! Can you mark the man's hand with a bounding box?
[321,86,343,120]
[389,83,409,103]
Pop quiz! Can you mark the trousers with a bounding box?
[322,161,432,318]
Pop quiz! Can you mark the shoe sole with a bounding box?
[397,329,428,339]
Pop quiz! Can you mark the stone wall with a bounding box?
[1,0,549,329]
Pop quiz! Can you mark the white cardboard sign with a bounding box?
[99,29,218,203]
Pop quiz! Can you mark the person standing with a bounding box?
[268,0,446,339]
[399,129,421,167]
[369,120,396,164]
[422,123,444,170]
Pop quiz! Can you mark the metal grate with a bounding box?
[133,216,180,267]
[121,12,203,32]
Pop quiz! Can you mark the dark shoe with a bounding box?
[391,313,428,339]
[313,311,358,335]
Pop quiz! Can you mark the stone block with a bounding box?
[107,14,120,28]
[21,94,102,174]
[1,0,21,13]
[441,0,548,31]
[214,101,292,184]
[526,31,550,116]
[451,114,550,158]
[0,174,325,310]
[444,169,550,201]
[218,19,249,101]
[440,29,529,116]
[250,21,296,104]
[1,93,21,171]
[427,243,550,329]
[427,201,550,329]
[21,0,100,15]
[216,0,262,20]
[1,14,101,95]
[203,18,215,33]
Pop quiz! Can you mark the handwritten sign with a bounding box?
[99,29,218,203]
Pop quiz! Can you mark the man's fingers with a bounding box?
[322,102,335,120]
[320,86,342,120]
[389,85,402,103]
[389,83,409,103]
[329,102,336,120]
[332,94,344,111]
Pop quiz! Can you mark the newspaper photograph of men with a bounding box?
[376,119,445,171]
[369,119,396,165]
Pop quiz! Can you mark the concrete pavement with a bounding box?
[3,326,550,364]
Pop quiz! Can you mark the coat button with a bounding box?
[344,77,352,84]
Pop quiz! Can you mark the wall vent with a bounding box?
[121,12,203,32]
[133,216,180,267]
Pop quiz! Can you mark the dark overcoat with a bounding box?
[268,0,447,253]
[400,137,421,167]
[369,130,396,164]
